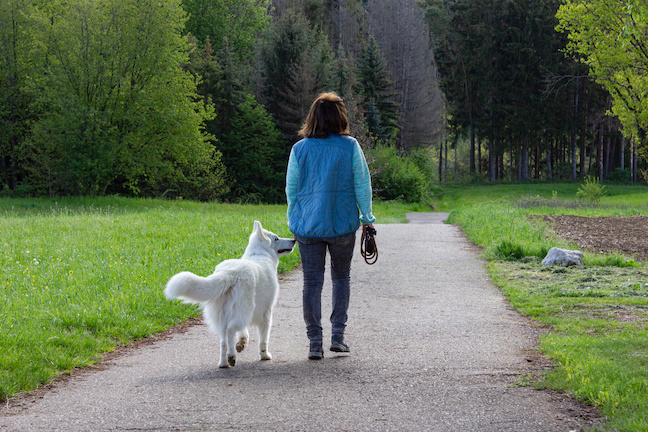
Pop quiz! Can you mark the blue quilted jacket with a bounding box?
[286,135,375,239]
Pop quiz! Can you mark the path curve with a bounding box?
[1,214,598,431]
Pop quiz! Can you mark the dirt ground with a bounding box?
[537,215,648,262]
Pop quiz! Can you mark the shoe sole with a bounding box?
[330,343,350,353]
[308,352,324,360]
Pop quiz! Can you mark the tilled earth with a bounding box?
[537,215,648,262]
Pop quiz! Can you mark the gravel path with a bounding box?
[0,214,598,431]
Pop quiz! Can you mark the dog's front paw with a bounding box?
[227,355,237,367]
[260,350,272,361]
[218,361,230,368]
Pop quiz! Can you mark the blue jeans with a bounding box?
[296,232,356,345]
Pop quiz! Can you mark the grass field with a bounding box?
[0,197,417,401]
[445,182,648,432]
[2,183,648,432]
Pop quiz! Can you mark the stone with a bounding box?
[542,247,584,267]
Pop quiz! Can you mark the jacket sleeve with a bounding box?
[352,141,376,224]
[285,147,299,222]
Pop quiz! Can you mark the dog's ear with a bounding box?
[253,220,267,241]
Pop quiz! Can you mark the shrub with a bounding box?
[367,145,427,203]
[553,161,574,180]
[608,168,631,183]
[576,176,606,203]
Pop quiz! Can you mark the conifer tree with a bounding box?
[260,10,334,145]
[355,36,400,145]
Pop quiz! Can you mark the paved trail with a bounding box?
[1,214,597,431]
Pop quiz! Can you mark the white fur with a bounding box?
[164,220,295,368]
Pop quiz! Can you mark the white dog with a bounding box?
[165,221,295,368]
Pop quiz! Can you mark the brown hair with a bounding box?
[298,92,350,138]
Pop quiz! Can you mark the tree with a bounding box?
[557,0,648,155]
[0,0,33,194]
[260,10,334,145]
[182,0,269,63]
[223,95,286,203]
[365,0,445,151]
[24,0,226,199]
[355,36,400,145]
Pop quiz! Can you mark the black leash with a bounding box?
[360,225,378,265]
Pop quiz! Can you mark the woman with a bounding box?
[286,92,375,360]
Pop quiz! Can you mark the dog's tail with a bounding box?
[164,271,234,304]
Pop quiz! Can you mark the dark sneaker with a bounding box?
[330,336,350,353]
[308,342,324,360]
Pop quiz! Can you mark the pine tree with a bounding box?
[260,10,334,145]
[355,36,400,145]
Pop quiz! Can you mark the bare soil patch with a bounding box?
[537,215,648,262]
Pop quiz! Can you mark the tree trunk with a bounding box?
[546,142,552,180]
[477,135,482,175]
[517,142,522,180]
[605,120,612,179]
[454,135,458,183]
[580,122,587,179]
[439,137,444,182]
[598,124,604,181]
[510,149,514,181]
[572,76,579,180]
[620,135,626,171]
[489,137,496,181]
[470,121,475,173]
[444,137,448,184]
[632,138,638,183]
[522,136,529,180]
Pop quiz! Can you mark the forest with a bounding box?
[1,0,646,202]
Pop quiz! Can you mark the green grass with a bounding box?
[443,183,648,432]
[0,196,419,400]
[492,261,648,432]
[4,183,648,432]
[435,182,648,212]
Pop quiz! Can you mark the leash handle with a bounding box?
[361,224,378,265]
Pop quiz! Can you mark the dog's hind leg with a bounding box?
[226,328,238,367]
[236,328,249,353]
[218,332,230,368]
[258,310,273,361]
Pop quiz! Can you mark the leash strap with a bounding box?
[360,225,378,265]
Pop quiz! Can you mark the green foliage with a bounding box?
[181,0,269,62]
[186,39,286,203]
[222,95,286,203]
[608,167,632,183]
[557,0,648,149]
[0,0,33,192]
[11,0,227,200]
[355,36,400,145]
[448,202,558,261]
[367,145,429,203]
[259,10,334,143]
[576,176,607,204]
[552,161,574,180]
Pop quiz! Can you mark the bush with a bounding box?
[608,168,631,183]
[576,176,606,203]
[367,145,427,203]
[553,161,574,180]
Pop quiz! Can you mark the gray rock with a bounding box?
[542,247,584,267]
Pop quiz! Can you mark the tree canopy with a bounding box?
[557,0,648,151]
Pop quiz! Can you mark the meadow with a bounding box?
[0,197,416,401]
[2,183,648,432]
[445,182,648,432]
